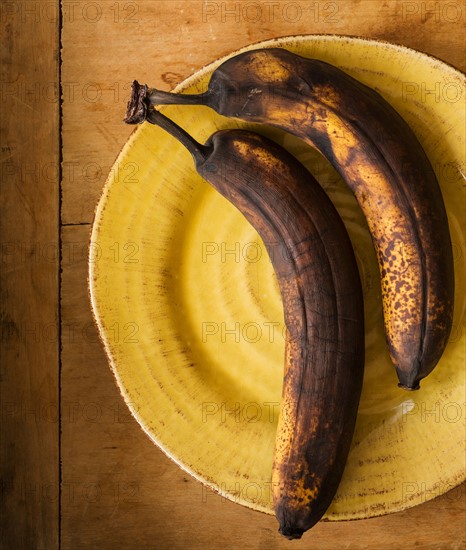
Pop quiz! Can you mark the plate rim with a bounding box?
[88,33,466,520]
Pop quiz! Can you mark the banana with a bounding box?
[125,98,365,538]
[137,47,455,390]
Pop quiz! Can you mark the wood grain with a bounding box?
[0,1,60,548]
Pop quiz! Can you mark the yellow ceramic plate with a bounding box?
[89,35,466,520]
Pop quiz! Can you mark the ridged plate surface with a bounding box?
[89,35,466,520]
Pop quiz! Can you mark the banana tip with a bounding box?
[398,382,421,391]
[278,526,305,540]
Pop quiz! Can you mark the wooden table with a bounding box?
[2,1,465,548]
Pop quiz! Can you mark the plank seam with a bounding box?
[58,0,64,547]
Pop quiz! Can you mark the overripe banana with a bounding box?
[136,47,455,390]
[125,98,365,538]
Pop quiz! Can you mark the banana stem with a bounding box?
[145,109,210,164]
[146,87,209,107]
[123,80,209,164]
[124,80,150,124]
[124,80,209,125]
[124,80,210,164]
